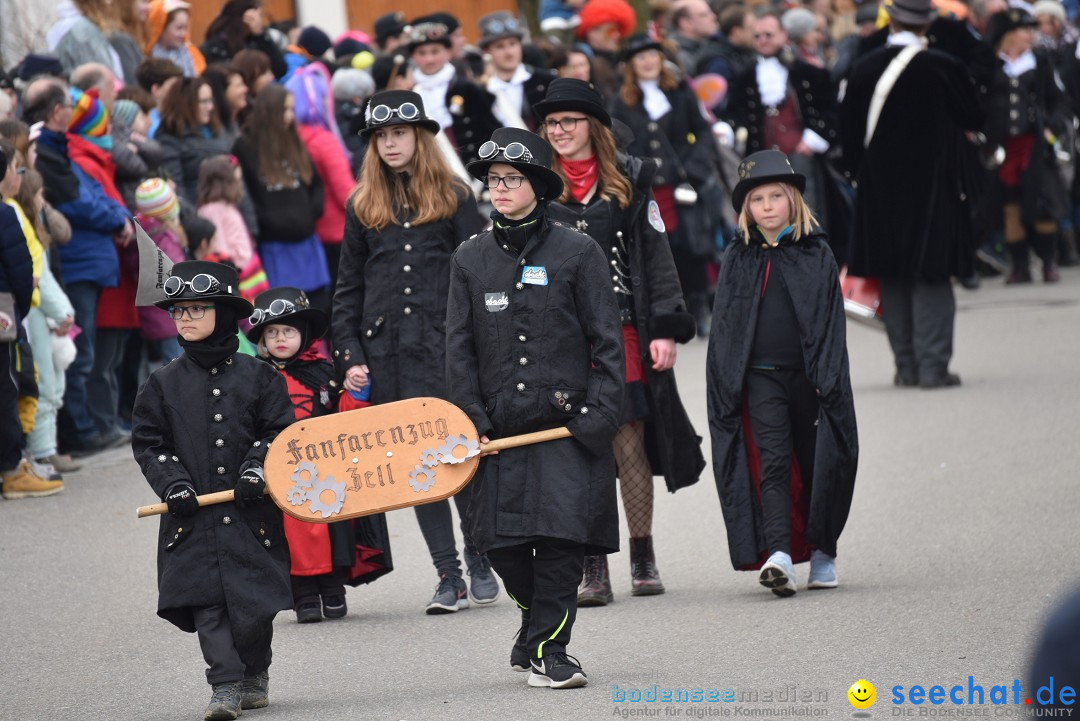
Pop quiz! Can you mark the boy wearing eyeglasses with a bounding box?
[131,260,295,721]
[446,128,624,689]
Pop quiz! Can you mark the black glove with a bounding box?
[235,466,265,506]
[164,483,199,517]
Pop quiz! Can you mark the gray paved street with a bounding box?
[2,273,1079,721]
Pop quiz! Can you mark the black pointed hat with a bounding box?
[466,127,565,201]
[153,260,254,315]
[359,89,441,138]
[245,286,328,343]
[731,150,806,213]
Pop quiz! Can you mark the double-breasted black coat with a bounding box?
[331,185,483,404]
[547,154,705,493]
[706,230,858,570]
[446,216,625,556]
[132,353,295,654]
[444,76,503,166]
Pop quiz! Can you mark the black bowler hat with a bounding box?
[245,286,328,343]
[731,150,806,213]
[153,260,254,315]
[534,77,612,128]
[359,89,441,138]
[478,11,526,49]
[413,12,460,35]
[984,8,1037,47]
[884,0,935,25]
[620,33,665,62]
[466,127,565,201]
[374,11,408,46]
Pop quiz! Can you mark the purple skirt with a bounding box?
[258,233,331,292]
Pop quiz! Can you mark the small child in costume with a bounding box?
[706,150,859,597]
[131,260,295,720]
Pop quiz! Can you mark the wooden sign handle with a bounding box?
[136,489,239,518]
[479,427,572,453]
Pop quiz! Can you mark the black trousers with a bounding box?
[879,278,956,384]
[486,538,584,662]
[193,605,273,685]
[291,568,347,606]
[0,342,22,472]
[414,494,476,577]
[745,369,819,556]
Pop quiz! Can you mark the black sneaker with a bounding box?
[465,549,501,605]
[528,651,588,689]
[204,681,242,720]
[511,614,530,672]
[425,572,468,614]
[296,601,322,623]
[240,670,270,710]
[322,594,347,619]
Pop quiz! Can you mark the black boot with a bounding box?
[629,536,666,596]
[577,555,613,606]
[204,682,242,720]
[1031,233,1060,282]
[1058,226,1080,267]
[240,671,270,710]
[1004,242,1032,284]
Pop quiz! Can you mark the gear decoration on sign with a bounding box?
[291,461,318,488]
[409,465,436,492]
[437,434,480,465]
[286,485,308,506]
[306,475,346,518]
[419,448,439,468]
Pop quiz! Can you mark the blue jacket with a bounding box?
[0,203,34,320]
[35,128,128,287]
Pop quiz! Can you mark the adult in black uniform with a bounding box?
[447,127,624,688]
[536,78,705,604]
[330,90,495,614]
[131,260,295,719]
[476,11,555,132]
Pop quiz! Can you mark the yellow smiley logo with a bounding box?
[848,679,876,709]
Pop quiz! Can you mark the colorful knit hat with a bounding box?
[136,178,180,223]
[69,87,112,149]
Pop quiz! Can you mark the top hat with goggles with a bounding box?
[466,127,564,201]
[731,149,806,213]
[405,21,453,54]
[359,89,442,138]
[245,286,328,343]
[478,12,526,49]
[153,260,254,315]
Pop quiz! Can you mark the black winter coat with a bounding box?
[444,76,503,166]
[0,204,33,320]
[547,154,705,492]
[331,184,482,403]
[201,32,288,79]
[446,216,624,555]
[131,353,295,653]
[232,136,324,243]
[707,229,858,570]
[157,128,233,209]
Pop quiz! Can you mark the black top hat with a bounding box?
[153,260,254,315]
[884,0,935,26]
[478,11,526,49]
[413,12,460,34]
[245,286,328,343]
[374,12,408,45]
[984,8,1037,47]
[359,89,441,138]
[533,77,612,128]
[620,33,665,62]
[405,20,453,53]
[731,150,806,213]
[466,127,565,201]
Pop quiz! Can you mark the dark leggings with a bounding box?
[414,493,476,577]
[745,369,819,556]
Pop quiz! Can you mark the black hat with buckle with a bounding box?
[731,149,806,213]
[245,286,328,343]
[154,260,254,315]
[359,89,442,138]
[984,8,1037,47]
[466,127,564,201]
[405,20,453,53]
[478,11,526,49]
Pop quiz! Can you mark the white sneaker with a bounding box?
[759,551,797,597]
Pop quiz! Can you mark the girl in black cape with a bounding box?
[706,150,858,597]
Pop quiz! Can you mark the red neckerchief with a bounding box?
[560,155,598,203]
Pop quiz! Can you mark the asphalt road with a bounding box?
[2,272,1079,721]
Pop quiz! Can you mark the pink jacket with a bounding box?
[299,123,355,244]
[198,201,255,268]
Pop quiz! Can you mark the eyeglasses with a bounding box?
[543,116,589,132]
[164,273,221,297]
[484,17,521,34]
[368,102,420,124]
[250,298,303,325]
[167,304,215,320]
[478,140,533,163]
[263,326,299,339]
[482,175,527,189]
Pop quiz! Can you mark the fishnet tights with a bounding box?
[613,421,654,537]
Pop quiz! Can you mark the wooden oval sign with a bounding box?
[264,397,481,523]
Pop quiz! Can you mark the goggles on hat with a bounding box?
[485,17,522,35]
[478,141,533,163]
[250,298,302,325]
[368,102,420,124]
[164,273,222,298]
[409,22,449,43]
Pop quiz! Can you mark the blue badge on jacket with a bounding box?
[521,266,548,286]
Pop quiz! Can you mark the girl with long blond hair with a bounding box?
[329,90,497,614]
[536,77,704,606]
[707,150,857,598]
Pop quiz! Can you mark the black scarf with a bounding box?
[179,305,240,369]
[491,201,546,254]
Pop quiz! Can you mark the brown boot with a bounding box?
[2,460,64,500]
[577,555,614,606]
[630,536,666,596]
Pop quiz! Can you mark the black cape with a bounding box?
[706,229,858,570]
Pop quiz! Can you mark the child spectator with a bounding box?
[196,154,268,303]
[135,178,187,362]
[144,0,205,77]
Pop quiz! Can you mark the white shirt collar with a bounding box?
[756,56,788,108]
[886,31,925,48]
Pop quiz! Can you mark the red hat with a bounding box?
[576,0,637,39]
